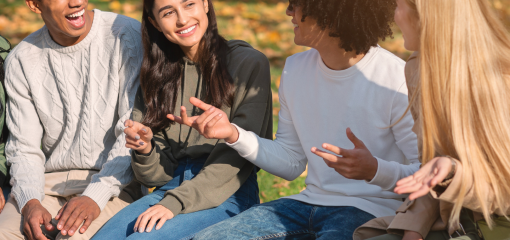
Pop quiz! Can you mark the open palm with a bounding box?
[167,97,238,142]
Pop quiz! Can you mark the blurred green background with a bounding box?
[1,0,509,203]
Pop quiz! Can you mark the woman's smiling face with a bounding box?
[149,0,209,49]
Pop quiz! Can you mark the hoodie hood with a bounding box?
[227,40,254,54]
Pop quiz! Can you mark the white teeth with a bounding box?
[294,24,299,28]
[67,9,85,18]
[179,25,196,34]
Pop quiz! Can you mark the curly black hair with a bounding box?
[289,0,396,54]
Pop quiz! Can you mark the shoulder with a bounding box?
[364,46,407,89]
[5,28,46,65]
[227,40,269,67]
[96,10,141,44]
[284,49,318,70]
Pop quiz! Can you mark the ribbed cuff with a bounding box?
[82,182,113,211]
[15,187,43,213]
[226,124,258,161]
[157,195,183,217]
[132,139,157,164]
[366,157,398,191]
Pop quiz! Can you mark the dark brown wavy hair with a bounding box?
[140,0,233,131]
[288,0,396,54]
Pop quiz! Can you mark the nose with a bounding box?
[176,9,190,27]
[286,4,294,17]
[69,0,86,9]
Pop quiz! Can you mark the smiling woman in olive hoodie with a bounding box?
[91,0,272,239]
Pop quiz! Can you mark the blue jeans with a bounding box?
[194,198,376,240]
[92,156,259,240]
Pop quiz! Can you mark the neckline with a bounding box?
[316,46,379,80]
[43,9,101,54]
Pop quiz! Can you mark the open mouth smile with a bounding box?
[65,9,86,29]
[176,24,198,37]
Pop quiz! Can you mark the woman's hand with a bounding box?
[124,120,154,154]
[167,97,239,143]
[403,230,423,240]
[0,187,5,212]
[133,205,174,233]
[394,156,453,200]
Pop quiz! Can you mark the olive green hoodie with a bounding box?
[131,40,272,216]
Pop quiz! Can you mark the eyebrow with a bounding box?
[158,0,189,13]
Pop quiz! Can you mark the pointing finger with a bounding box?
[167,114,183,124]
[189,97,213,111]
[311,147,341,163]
[322,143,351,156]
[346,128,366,149]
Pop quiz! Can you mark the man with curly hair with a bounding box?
[194,0,420,239]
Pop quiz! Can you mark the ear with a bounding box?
[25,0,42,14]
[148,17,162,32]
[203,0,209,14]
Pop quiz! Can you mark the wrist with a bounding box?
[365,156,378,181]
[137,141,153,155]
[225,124,239,144]
[22,199,41,213]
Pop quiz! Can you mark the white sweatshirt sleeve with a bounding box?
[227,77,307,181]
[367,82,420,191]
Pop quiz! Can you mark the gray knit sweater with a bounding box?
[3,10,142,211]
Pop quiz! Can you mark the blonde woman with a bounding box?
[354,0,510,239]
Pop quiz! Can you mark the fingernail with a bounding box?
[142,128,147,133]
[139,228,144,233]
[135,135,140,140]
[81,228,85,233]
[69,230,74,235]
[134,227,137,232]
[62,230,67,235]
[209,107,215,112]
[58,224,62,229]
[323,144,328,148]
[140,142,145,146]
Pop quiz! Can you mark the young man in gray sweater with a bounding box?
[0,0,143,239]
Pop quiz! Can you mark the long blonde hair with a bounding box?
[409,0,510,228]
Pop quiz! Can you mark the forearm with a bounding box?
[131,143,175,187]
[368,158,421,191]
[228,124,306,181]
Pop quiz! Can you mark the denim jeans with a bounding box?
[194,198,376,240]
[92,156,259,240]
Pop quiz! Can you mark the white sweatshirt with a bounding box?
[228,47,420,217]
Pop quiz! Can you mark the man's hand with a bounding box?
[55,196,100,236]
[394,156,453,200]
[133,205,174,233]
[403,230,423,240]
[124,119,154,155]
[0,187,5,213]
[167,97,239,143]
[311,128,378,181]
[21,199,53,240]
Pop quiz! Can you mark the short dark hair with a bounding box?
[289,0,396,54]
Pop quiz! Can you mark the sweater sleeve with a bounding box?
[0,82,7,186]
[157,52,273,216]
[82,25,142,210]
[226,65,308,181]
[366,82,420,190]
[4,56,46,211]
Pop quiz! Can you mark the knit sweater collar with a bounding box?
[43,9,101,54]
